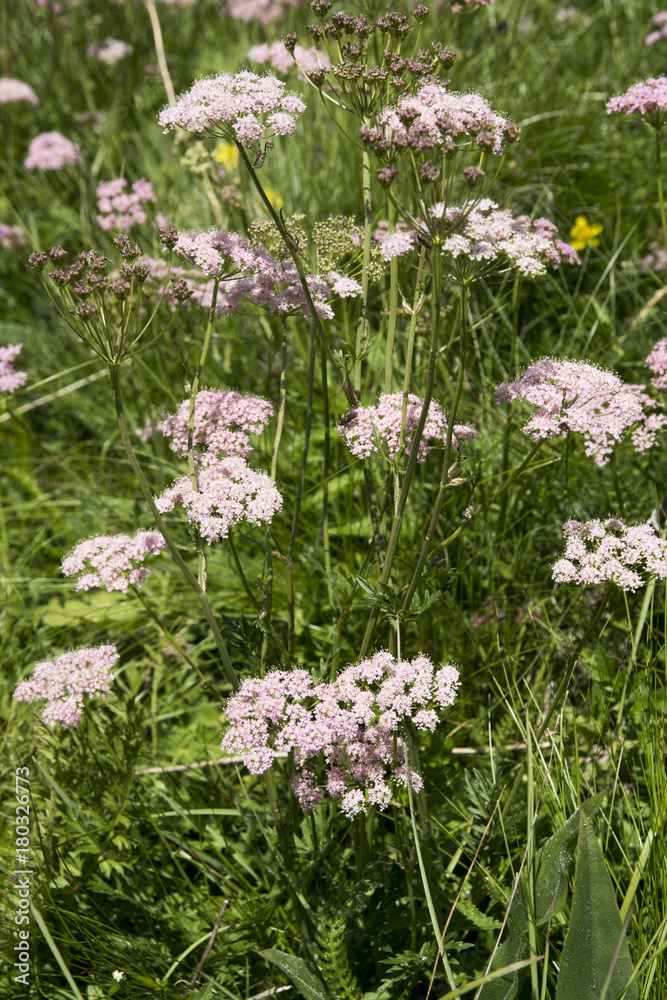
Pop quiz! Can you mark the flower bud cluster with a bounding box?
[221,650,460,817]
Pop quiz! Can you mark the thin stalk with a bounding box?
[261,318,288,671]
[187,278,220,590]
[130,585,203,676]
[385,197,399,393]
[108,364,240,690]
[404,739,456,992]
[657,127,667,255]
[320,342,337,652]
[142,0,176,105]
[398,246,427,456]
[536,585,612,741]
[358,250,443,660]
[227,533,292,665]
[354,145,373,396]
[287,324,317,654]
[401,288,468,612]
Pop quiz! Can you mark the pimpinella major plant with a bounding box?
[4,1,667,999]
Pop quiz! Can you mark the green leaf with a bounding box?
[555,813,638,1000]
[259,948,331,1000]
[479,794,604,1000]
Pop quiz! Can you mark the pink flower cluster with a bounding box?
[160,389,273,465]
[155,455,282,544]
[221,651,461,818]
[24,131,82,171]
[495,358,667,466]
[218,262,361,320]
[247,41,330,81]
[376,84,513,157]
[226,0,298,25]
[0,77,39,106]
[0,225,24,250]
[14,645,119,727]
[338,392,477,463]
[174,229,270,278]
[0,344,27,394]
[606,77,667,129]
[645,12,667,47]
[552,518,667,591]
[645,338,667,391]
[96,178,156,231]
[158,71,306,149]
[61,530,166,593]
[87,37,133,64]
[438,200,581,277]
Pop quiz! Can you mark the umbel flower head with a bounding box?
[61,530,166,593]
[553,517,667,591]
[606,77,667,130]
[157,71,306,151]
[495,358,667,466]
[160,389,273,466]
[14,645,119,727]
[155,455,282,544]
[96,177,156,231]
[645,337,667,391]
[24,131,83,171]
[221,651,461,818]
[0,77,39,106]
[338,392,476,463]
[0,343,28,394]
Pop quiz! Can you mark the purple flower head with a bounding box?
[439,200,581,277]
[0,77,39,106]
[14,645,119,727]
[174,229,271,278]
[87,37,133,65]
[606,77,667,129]
[645,337,667,391]
[23,132,82,171]
[553,517,667,592]
[221,651,460,817]
[376,84,513,157]
[338,392,476,463]
[155,455,282,544]
[0,343,27,394]
[158,71,306,150]
[227,0,298,25]
[160,389,273,465]
[96,177,156,231]
[0,225,24,251]
[495,358,667,466]
[61,530,166,593]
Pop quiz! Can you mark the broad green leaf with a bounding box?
[259,948,331,1000]
[555,813,638,1000]
[480,794,604,1000]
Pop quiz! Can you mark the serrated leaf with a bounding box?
[259,948,331,1000]
[555,813,638,1000]
[192,985,216,1000]
[455,894,502,931]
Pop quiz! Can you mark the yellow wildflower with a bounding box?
[569,215,603,251]
[213,141,239,171]
[265,188,284,210]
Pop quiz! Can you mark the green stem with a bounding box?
[385,197,399,394]
[108,364,240,690]
[657,128,667,256]
[358,250,443,660]
[187,278,220,590]
[287,324,318,654]
[536,585,612,741]
[354,146,373,396]
[401,288,468,612]
[404,735,456,991]
[398,246,427,456]
[261,318,288,671]
[130,586,202,677]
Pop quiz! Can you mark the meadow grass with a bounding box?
[3,1,667,999]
